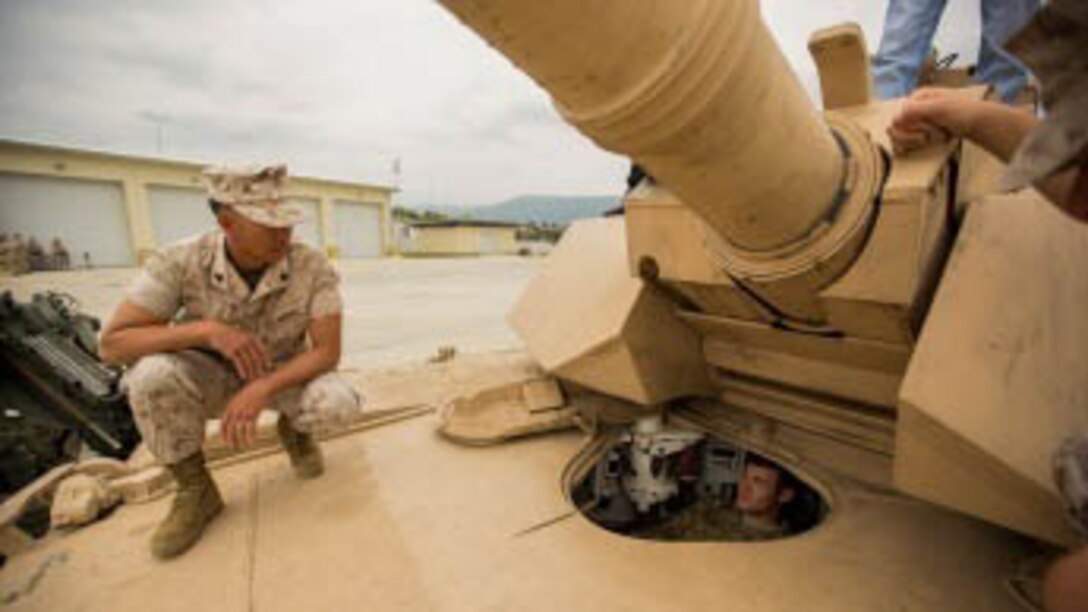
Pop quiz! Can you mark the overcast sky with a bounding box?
[0,1,981,207]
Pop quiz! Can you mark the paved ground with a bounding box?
[0,256,541,368]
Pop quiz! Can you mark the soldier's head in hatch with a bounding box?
[202,163,302,269]
[735,454,798,521]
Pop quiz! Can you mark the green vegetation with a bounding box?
[392,206,452,223]
[516,223,564,244]
[405,194,618,226]
[397,193,619,244]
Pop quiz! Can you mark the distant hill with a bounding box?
[418,194,620,226]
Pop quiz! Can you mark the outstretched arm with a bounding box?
[888,88,1038,160]
[888,88,1081,217]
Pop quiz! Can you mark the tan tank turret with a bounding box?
[440,0,1088,553]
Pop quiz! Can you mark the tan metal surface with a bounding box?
[897,192,1088,546]
[437,377,577,446]
[808,23,874,111]
[0,415,1037,612]
[508,218,709,405]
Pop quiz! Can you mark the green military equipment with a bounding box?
[0,291,140,498]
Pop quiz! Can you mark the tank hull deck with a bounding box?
[1,378,1036,612]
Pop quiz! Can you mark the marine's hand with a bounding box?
[221,381,271,449]
[888,88,978,155]
[204,321,270,380]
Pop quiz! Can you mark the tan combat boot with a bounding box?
[151,452,224,560]
[277,415,324,479]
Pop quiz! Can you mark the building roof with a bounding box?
[0,137,397,194]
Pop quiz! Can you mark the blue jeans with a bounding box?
[872,0,1039,102]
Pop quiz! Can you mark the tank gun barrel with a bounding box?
[438,0,847,253]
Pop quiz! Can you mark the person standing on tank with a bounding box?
[872,0,1038,102]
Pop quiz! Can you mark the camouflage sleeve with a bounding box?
[309,255,343,320]
[125,250,183,320]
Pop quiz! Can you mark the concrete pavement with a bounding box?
[0,255,541,368]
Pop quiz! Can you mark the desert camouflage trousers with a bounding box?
[123,350,362,465]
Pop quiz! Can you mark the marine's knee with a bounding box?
[302,375,361,413]
[125,354,201,413]
[294,375,363,430]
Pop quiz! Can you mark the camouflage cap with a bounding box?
[202,163,303,228]
[1002,0,1088,190]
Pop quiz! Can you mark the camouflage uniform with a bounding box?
[640,499,789,542]
[123,231,361,465]
[1001,0,1088,190]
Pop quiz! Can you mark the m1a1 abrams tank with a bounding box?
[4,4,1084,610]
[436,0,1088,608]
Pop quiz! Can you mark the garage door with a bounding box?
[288,197,321,248]
[150,189,322,249]
[334,200,382,258]
[0,172,133,266]
[478,229,501,254]
[149,186,216,247]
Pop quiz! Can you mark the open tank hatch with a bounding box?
[570,415,827,542]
